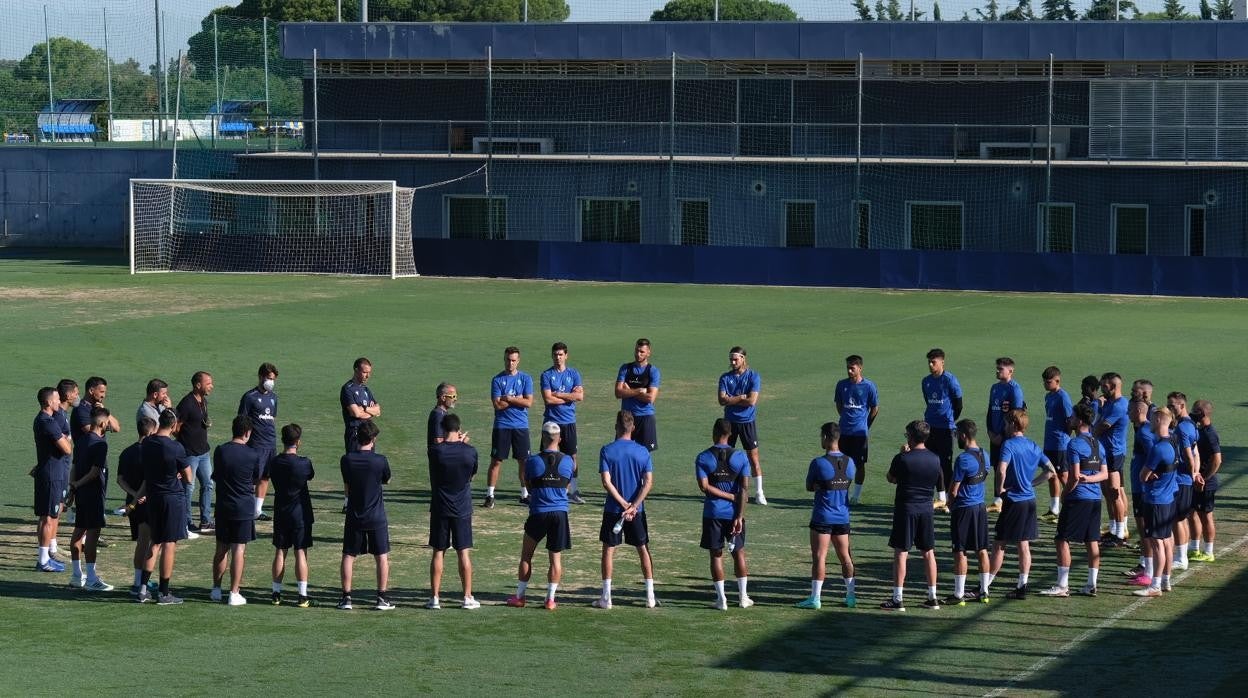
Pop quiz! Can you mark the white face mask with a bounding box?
[262,379,275,391]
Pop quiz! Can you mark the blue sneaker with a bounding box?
[36,559,64,573]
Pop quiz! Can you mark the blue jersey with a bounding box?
[835,378,879,436]
[988,380,1025,435]
[807,452,854,525]
[719,369,761,424]
[238,387,278,452]
[1097,396,1129,456]
[1142,439,1178,505]
[599,438,653,514]
[1173,417,1198,486]
[1000,435,1046,502]
[695,445,749,520]
[1065,433,1105,502]
[922,371,962,429]
[33,411,69,480]
[1043,389,1074,452]
[491,371,533,430]
[525,450,575,514]
[540,366,583,425]
[617,362,660,416]
[952,447,989,508]
[1130,423,1157,488]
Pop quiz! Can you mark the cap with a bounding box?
[542,421,561,435]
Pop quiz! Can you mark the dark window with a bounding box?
[1114,206,1148,255]
[580,199,640,243]
[447,197,506,240]
[680,200,709,246]
[1188,207,1205,257]
[909,203,963,251]
[785,202,816,248]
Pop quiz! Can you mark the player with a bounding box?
[67,407,114,592]
[615,338,661,452]
[922,348,963,511]
[541,342,586,504]
[1040,366,1073,523]
[137,378,171,426]
[339,421,394,611]
[210,416,263,606]
[836,355,879,505]
[117,417,157,598]
[1166,392,1201,573]
[270,423,316,608]
[175,371,214,535]
[1126,378,1155,551]
[54,380,77,532]
[1039,404,1107,598]
[72,376,121,453]
[796,422,856,610]
[719,346,766,505]
[485,346,533,509]
[986,358,1025,514]
[342,357,381,452]
[987,409,1054,601]
[140,409,192,604]
[1190,400,1221,562]
[239,363,279,521]
[695,418,752,611]
[1134,407,1179,597]
[1124,396,1160,586]
[947,419,991,605]
[427,413,480,610]
[1094,373,1130,547]
[593,411,657,610]
[427,383,460,448]
[1076,375,1102,423]
[506,422,575,610]
[33,386,73,573]
[881,420,942,611]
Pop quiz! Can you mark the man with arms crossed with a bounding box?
[339,421,394,611]
[1190,400,1221,562]
[796,422,856,610]
[1166,392,1201,573]
[696,418,752,610]
[506,422,575,610]
[593,411,657,610]
[1040,366,1074,523]
[1095,373,1130,547]
[541,342,586,504]
[947,419,991,605]
[882,420,942,611]
[922,349,962,511]
[486,347,533,508]
[1040,404,1107,598]
[427,413,480,610]
[1135,407,1179,597]
[616,338,661,452]
[719,346,766,505]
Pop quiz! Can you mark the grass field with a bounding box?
[1,250,1246,696]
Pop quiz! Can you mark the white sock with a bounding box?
[1087,567,1099,587]
[845,577,856,595]
[72,559,83,576]
[1109,520,1120,537]
[86,563,98,581]
[254,497,264,517]
[272,582,283,593]
[927,585,938,600]
[1018,573,1029,588]
[893,586,904,602]
[981,572,992,592]
[1150,577,1162,591]
[1203,541,1215,555]
[851,483,863,500]
[938,490,947,503]
[1188,540,1199,553]
[737,576,749,598]
[49,540,58,555]
[1177,547,1188,565]
[713,579,726,601]
[755,475,764,496]
[644,578,655,598]
[993,496,1003,506]
[1117,519,1128,535]
[521,487,530,499]
[487,486,496,497]
[811,579,823,598]
[546,583,558,601]
[1050,497,1061,514]
[1056,566,1070,589]
[602,578,612,599]
[133,569,143,586]
[1138,555,1147,567]
[987,572,996,586]
[1144,557,1154,578]
[1160,574,1170,587]
[297,581,308,596]
[515,580,528,598]
[954,574,966,598]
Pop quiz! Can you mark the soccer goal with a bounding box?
[129,179,417,278]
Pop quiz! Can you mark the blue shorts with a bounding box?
[951,504,989,553]
[1106,453,1125,474]
[1174,484,1194,518]
[343,521,390,556]
[554,422,578,457]
[1055,499,1101,544]
[73,485,107,530]
[1193,483,1217,513]
[34,477,68,518]
[810,522,851,536]
[600,511,649,547]
[841,435,869,467]
[147,494,188,544]
[1143,501,1177,539]
[273,521,313,550]
[491,427,530,461]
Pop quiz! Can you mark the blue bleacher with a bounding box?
[37,99,105,142]
[209,100,265,138]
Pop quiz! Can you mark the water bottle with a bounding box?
[612,515,625,536]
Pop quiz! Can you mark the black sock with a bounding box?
[140,570,152,585]
[159,577,170,595]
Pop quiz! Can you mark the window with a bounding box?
[784,201,816,248]
[854,201,870,249]
[579,198,640,243]
[445,196,506,240]
[680,199,710,246]
[1112,204,1148,255]
[1186,205,1205,257]
[907,202,963,251]
[1037,203,1075,253]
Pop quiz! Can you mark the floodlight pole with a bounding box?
[855,53,863,208]
[336,0,342,22]
[360,0,368,22]
[485,46,493,240]
[171,50,183,179]
[154,0,163,141]
[263,17,272,150]
[104,7,114,139]
[714,1,720,20]
[44,5,54,122]
[213,14,221,113]
[524,0,529,21]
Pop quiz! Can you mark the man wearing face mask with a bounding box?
[239,363,279,522]
[176,372,215,534]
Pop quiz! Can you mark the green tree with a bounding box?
[875,0,888,19]
[1002,0,1034,20]
[933,0,943,20]
[650,0,798,21]
[852,0,875,19]
[1163,0,1191,17]
[1199,0,1213,18]
[1084,0,1139,19]
[1040,0,1077,19]
[885,0,905,19]
[1212,0,1234,18]
[217,0,570,22]
[975,0,1000,20]
[13,37,110,102]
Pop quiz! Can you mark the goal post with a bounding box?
[128,179,418,278]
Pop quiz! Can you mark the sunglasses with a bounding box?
[444,394,458,400]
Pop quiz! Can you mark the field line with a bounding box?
[983,529,1248,698]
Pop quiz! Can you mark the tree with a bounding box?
[933,0,943,20]
[1199,0,1213,18]
[1040,0,1077,19]
[218,0,571,22]
[1162,0,1190,17]
[1212,0,1234,18]
[875,0,888,19]
[975,0,1000,20]
[1002,0,1034,20]
[650,0,799,21]
[885,0,905,19]
[852,0,875,19]
[1084,0,1138,19]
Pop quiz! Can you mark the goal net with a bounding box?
[129,179,417,277]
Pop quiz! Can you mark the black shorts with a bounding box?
[728,421,759,451]
[889,509,935,552]
[841,435,869,468]
[1055,499,1101,543]
[34,477,68,518]
[600,510,649,547]
[1174,484,1194,518]
[491,427,530,461]
[147,494,188,544]
[73,486,107,530]
[700,517,746,551]
[252,446,275,480]
[344,427,360,454]
[1143,501,1177,539]
[929,428,954,483]
[429,513,473,551]
[524,511,571,552]
[810,522,851,536]
[343,522,390,556]
[1105,453,1125,474]
[1193,484,1217,513]
[994,498,1038,543]
[273,521,313,550]
[633,415,658,452]
[1132,491,1143,518]
[129,502,148,541]
[1044,449,1068,475]
[554,422,578,457]
[216,518,257,545]
[950,504,989,553]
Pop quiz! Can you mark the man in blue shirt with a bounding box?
[1135,407,1179,597]
[1094,373,1130,547]
[541,342,586,505]
[427,413,480,610]
[486,346,533,509]
[1190,399,1222,563]
[719,346,766,505]
[948,419,991,605]
[696,418,751,611]
[1040,366,1074,523]
[339,421,394,611]
[140,409,192,604]
[238,362,279,521]
[923,348,962,511]
[796,422,856,610]
[615,338,661,452]
[67,407,114,592]
[210,416,263,606]
[836,355,879,505]
[270,423,316,608]
[1127,378,1155,554]
[1166,392,1202,572]
[506,422,575,611]
[1040,403,1107,598]
[988,410,1054,601]
[882,421,943,611]
[593,411,656,610]
[341,357,381,453]
[986,357,1025,514]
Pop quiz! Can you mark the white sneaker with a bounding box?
[739,596,755,609]
[713,596,728,611]
[425,598,441,610]
[113,507,128,516]
[186,530,200,540]
[227,592,247,606]
[84,578,114,592]
[646,597,660,608]
[68,573,85,589]
[1172,561,1188,571]
[591,597,612,609]
[461,597,481,610]
[209,587,223,602]
[755,493,768,506]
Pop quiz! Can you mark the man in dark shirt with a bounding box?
[270,423,315,607]
[73,377,121,518]
[427,413,479,610]
[33,387,73,573]
[426,382,460,448]
[238,362,279,521]
[176,371,214,534]
[1190,399,1222,563]
[341,357,382,452]
[139,409,192,604]
[882,420,944,611]
[210,416,263,606]
[117,417,157,597]
[68,407,114,592]
[339,421,394,611]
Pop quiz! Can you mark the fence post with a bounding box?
[485,46,492,240]
[154,0,163,140]
[855,52,863,229]
[312,48,320,181]
[104,7,114,142]
[670,52,677,244]
[1044,53,1054,252]
[263,17,272,151]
